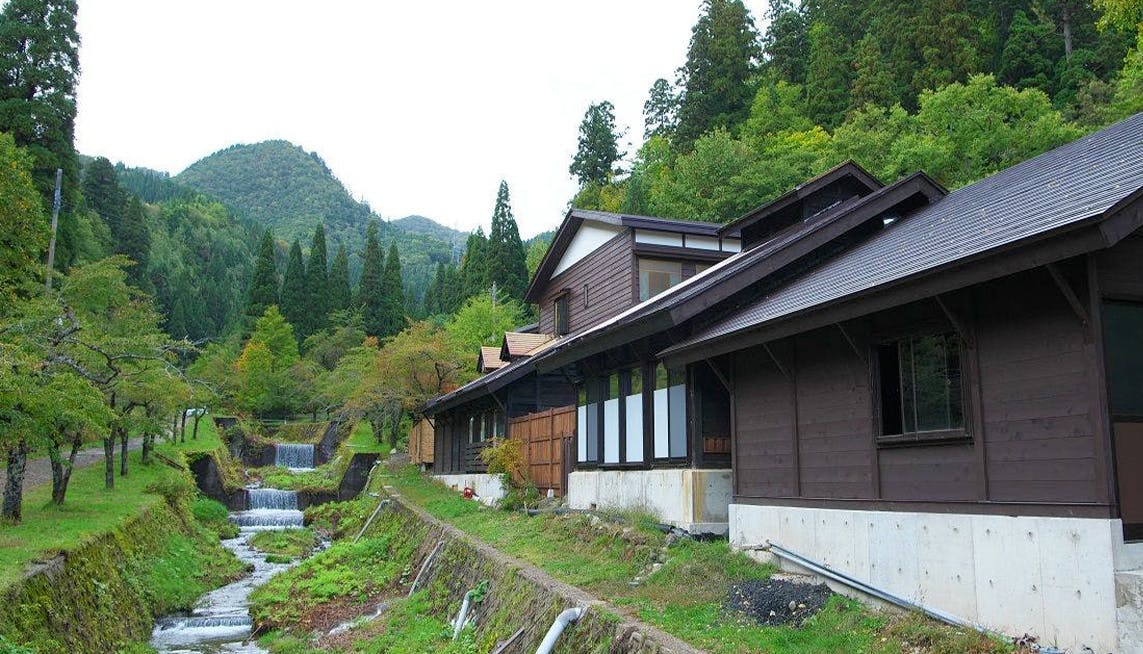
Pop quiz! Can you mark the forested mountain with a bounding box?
[173,140,465,307]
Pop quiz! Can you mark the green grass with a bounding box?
[192,497,239,539]
[0,421,231,590]
[344,420,386,455]
[250,528,318,561]
[382,466,1011,654]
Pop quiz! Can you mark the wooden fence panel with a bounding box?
[409,418,435,465]
[508,405,576,496]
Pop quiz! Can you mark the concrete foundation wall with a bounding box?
[433,473,506,506]
[567,468,731,534]
[730,503,1126,652]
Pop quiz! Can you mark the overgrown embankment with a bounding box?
[251,488,687,654]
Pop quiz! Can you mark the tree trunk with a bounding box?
[103,435,114,490]
[179,411,187,442]
[54,433,82,505]
[119,427,129,477]
[192,413,202,440]
[141,433,152,465]
[48,441,64,505]
[388,406,400,451]
[2,440,29,523]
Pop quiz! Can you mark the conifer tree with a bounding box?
[850,33,898,108]
[999,10,1055,92]
[570,102,623,187]
[460,227,490,300]
[644,78,679,139]
[246,229,279,319]
[329,243,351,315]
[81,157,124,237]
[304,223,329,335]
[675,0,761,150]
[280,239,307,333]
[486,181,529,301]
[804,21,851,128]
[116,197,151,290]
[380,242,405,337]
[359,220,385,337]
[0,0,80,269]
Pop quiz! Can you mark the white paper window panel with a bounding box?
[604,398,620,463]
[653,388,669,458]
[577,405,587,462]
[684,234,720,250]
[625,394,644,463]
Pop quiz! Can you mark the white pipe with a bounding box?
[534,607,583,654]
[452,589,478,640]
[409,540,445,596]
[353,499,390,544]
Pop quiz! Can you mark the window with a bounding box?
[468,414,479,443]
[652,363,688,458]
[554,293,570,335]
[604,373,621,463]
[583,284,590,309]
[625,367,644,463]
[1104,302,1143,417]
[639,259,683,301]
[878,333,964,442]
[577,382,600,463]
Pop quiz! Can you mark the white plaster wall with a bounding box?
[730,503,1121,652]
[567,468,731,534]
[552,222,624,277]
[433,473,506,506]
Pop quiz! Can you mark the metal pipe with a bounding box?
[534,607,583,654]
[763,541,1067,653]
[409,540,445,596]
[452,589,478,640]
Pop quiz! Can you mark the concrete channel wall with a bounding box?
[372,492,705,654]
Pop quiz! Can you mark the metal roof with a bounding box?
[665,112,1143,357]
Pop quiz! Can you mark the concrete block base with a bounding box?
[432,473,506,506]
[567,468,731,534]
[731,503,1127,652]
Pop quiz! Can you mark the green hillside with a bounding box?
[173,141,467,305]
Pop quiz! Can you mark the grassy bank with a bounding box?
[380,466,1010,654]
[0,422,246,653]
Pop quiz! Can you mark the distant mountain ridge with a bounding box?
[169,140,468,304]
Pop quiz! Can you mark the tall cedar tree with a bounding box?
[763,0,809,84]
[81,157,124,237]
[804,21,852,128]
[247,229,279,319]
[486,181,529,301]
[380,242,405,337]
[305,223,329,336]
[116,197,151,291]
[460,227,490,299]
[675,0,761,150]
[359,220,385,337]
[0,0,81,269]
[0,132,47,306]
[329,243,351,315]
[644,78,679,139]
[280,240,307,334]
[569,102,623,186]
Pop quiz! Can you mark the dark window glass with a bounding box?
[880,334,963,438]
[1105,302,1143,416]
[630,367,643,396]
[555,295,569,335]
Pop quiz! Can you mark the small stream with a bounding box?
[150,445,318,654]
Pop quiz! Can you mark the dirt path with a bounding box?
[16,438,145,489]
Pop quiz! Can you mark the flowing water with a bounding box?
[274,443,315,470]
[149,488,308,653]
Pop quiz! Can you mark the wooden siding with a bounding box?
[409,418,434,465]
[509,406,576,496]
[732,263,1112,515]
[538,231,635,335]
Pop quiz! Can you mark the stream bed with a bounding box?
[150,460,317,653]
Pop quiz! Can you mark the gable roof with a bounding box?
[478,346,506,373]
[533,171,945,371]
[501,331,554,360]
[664,112,1143,363]
[719,160,883,240]
[524,209,724,303]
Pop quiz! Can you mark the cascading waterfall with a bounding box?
[152,487,312,653]
[275,443,315,470]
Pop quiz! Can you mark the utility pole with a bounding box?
[44,168,62,292]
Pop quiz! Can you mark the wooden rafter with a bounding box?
[762,343,792,382]
[934,294,975,349]
[1046,262,1089,326]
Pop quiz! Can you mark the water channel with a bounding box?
[149,444,317,654]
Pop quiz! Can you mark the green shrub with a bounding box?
[0,635,35,654]
[191,497,239,539]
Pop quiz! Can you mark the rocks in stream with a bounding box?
[724,577,833,627]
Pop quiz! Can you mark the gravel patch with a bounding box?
[724,577,834,626]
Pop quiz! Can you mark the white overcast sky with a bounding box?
[74,1,767,238]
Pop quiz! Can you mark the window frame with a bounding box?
[873,331,971,447]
